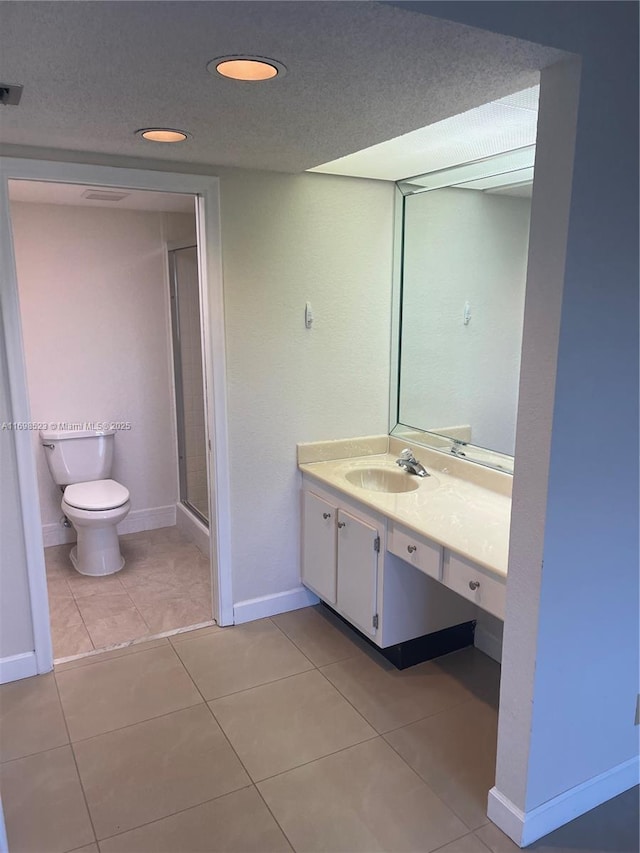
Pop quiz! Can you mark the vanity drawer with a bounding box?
[387,523,442,580]
[442,551,506,620]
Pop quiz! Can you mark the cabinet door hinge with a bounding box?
[373,536,380,553]
[372,614,379,630]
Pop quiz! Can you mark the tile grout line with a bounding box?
[50,596,487,848]
[194,666,318,703]
[295,630,496,832]
[250,785,296,852]
[49,528,210,657]
[71,594,97,655]
[317,660,481,737]
[267,614,365,669]
[251,733,384,787]
[48,585,96,658]
[377,694,479,738]
[429,829,494,853]
[55,637,171,671]
[160,634,300,852]
[55,618,218,669]
[165,618,310,851]
[51,670,100,848]
[54,634,491,840]
[73,577,155,647]
[266,612,470,742]
[89,786,259,848]
[380,717,489,836]
[0,739,77,767]
[168,624,385,796]
[50,617,254,847]
[48,695,205,748]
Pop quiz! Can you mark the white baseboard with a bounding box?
[42,504,177,547]
[175,502,210,557]
[474,623,503,663]
[119,505,176,536]
[234,586,319,624]
[42,522,76,548]
[488,755,640,846]
[0,651,38,684]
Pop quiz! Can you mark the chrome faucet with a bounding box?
[395,448,430,478]
[450,438,467,457]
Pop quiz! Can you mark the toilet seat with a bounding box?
[64,478,129,511]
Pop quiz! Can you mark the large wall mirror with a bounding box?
[392,146,536,473]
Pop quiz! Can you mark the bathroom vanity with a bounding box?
[298,436,510,666]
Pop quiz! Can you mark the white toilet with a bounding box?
[39,429,130,576]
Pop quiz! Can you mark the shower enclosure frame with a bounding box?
[167,242,209,527]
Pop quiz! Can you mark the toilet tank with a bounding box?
[39,429,116,486]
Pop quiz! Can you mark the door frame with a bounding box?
[0,157,234,675]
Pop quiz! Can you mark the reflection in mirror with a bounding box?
[394,147,535,473]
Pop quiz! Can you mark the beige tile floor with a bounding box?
[0,605,638,852]
[44,527,213,659]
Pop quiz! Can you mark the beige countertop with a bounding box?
[298,439,511,579]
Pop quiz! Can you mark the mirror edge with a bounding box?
[390,424,514,475]
[388,184,404,433]
[389,154,525,477]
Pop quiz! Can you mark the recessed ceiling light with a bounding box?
[136,128,189,143]
[207,55,286,82]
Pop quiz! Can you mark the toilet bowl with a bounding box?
[61,479,130,576]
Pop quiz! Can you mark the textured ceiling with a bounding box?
[8,181,195,212]
[0,1,565,174]
[311,85,540,181]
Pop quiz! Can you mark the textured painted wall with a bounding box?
[404,0,639,821]
[11,203,179,530]
[217,169,394,604]
[401,187,530,454]
[0,336,35,659]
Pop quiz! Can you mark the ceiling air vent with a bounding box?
[0,84,23,106]
[81,189,131,202]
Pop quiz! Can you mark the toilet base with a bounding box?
[70,533,125,577]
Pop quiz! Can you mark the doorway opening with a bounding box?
[8,179,217,662]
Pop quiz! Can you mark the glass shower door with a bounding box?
[168,246,209,524]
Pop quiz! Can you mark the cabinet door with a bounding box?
[302,491,337,604]
[336,509,379,637]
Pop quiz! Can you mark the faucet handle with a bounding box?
[399,448,415,461]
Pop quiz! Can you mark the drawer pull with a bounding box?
[322,512,331,520]
[468,580,480,591]
[407,545,417,554]
[337,521,346,529]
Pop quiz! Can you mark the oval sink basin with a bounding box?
[345,467,420,493]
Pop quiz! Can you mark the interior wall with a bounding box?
[162,211,197,246]
[401,187,530,453]
[216,168,394,605]
[10,202,180,538]
[0,336,35,660]
[404,0,639,831]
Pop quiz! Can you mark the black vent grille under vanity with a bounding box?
[321,601,475,670]
[0,84,23,106]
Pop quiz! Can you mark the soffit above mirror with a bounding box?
[310,85,539,182]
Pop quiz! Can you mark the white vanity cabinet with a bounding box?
[301,480,477,650]
[387,522,442,580]
[390,520,507,621]
[443,550,506,620]
[302,490,379,637]
[301,491,338,605]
